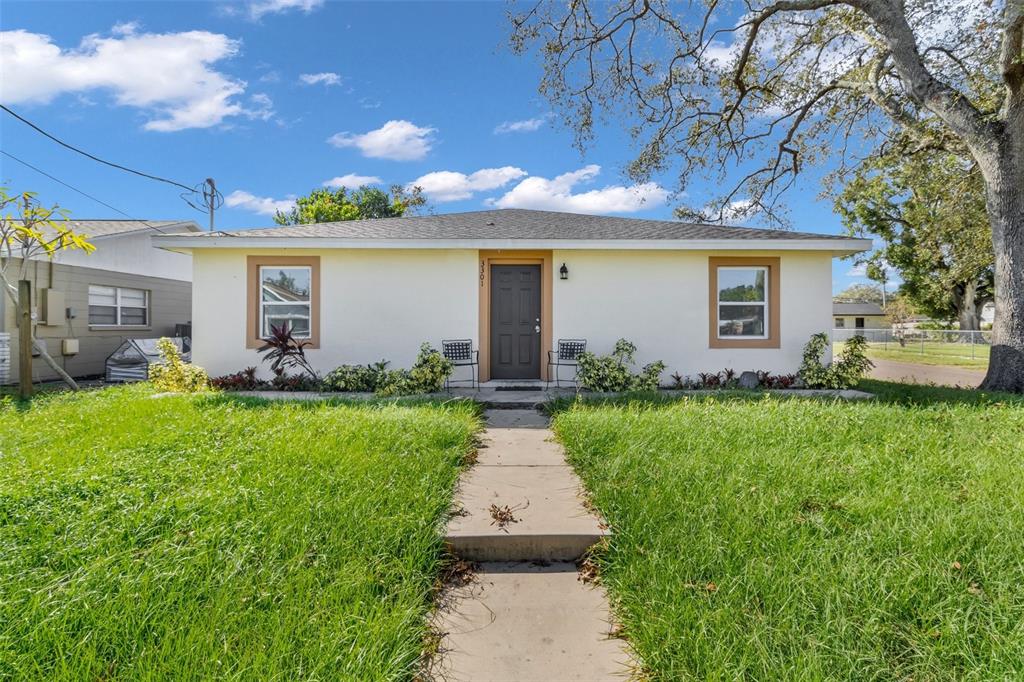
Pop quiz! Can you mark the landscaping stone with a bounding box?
[738,371,760,389]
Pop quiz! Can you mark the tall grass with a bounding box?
[554,384,1024,679]
[0,386,479,680]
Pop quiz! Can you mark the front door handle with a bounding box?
[534,325,541,333]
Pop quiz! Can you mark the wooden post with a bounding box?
[17,279,33,399]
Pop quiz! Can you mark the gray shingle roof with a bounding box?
[833,301,885,316]
[203,209,852,241]
[64,220,201,238]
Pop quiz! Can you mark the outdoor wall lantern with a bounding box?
[559,263,569,280]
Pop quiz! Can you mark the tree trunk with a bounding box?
[979,152,1024,393]
[954,281,983,333]
[32,338,80,391]
[1,280,80,391]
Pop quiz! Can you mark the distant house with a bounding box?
[155,208,870,382]
[981,302,995,327]
[833,301,888,330]
[0,219,200,385]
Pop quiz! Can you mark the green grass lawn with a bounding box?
[0,386,479,680]
[833,341,991,369]
[553,381,1024,679]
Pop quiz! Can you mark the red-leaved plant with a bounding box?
[258,323,318,380]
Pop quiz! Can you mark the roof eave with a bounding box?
[153,236,872,255]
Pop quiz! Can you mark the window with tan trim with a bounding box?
[246,255,320,349]
[708,257,780,349]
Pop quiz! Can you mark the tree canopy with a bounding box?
[273,185,425,226]
[834,283,885,304]
[0,188,94,390]
[511,0,1024,391]
[833,147,993,329]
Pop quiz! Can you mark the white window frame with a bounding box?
[259,265,313,339]
[88,285,149,327]
[716,266,769,340]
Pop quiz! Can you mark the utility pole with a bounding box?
[204,178,217,232]
[17,279,33,399]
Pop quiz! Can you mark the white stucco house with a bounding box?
[154,209,870,383]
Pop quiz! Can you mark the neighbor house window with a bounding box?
[708,257,780,349]
[835,317,846,328]
[88,285,149,326]
[246,256,320,349]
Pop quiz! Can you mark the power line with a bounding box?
[1,103,193,192]
[1,149,178,235]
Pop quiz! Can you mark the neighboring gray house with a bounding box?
[833,301,888,330]
[1,219,199,385]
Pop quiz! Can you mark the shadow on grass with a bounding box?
[542,380,1024,415]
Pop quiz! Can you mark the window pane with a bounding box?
[88,285,117,306]
[120,288,147,307]
[120,307,148,326]
[718,268,766,302]
[262,304,311,338]
[261,267,311,302]
[89,305,117,325]
[719,305,766,337]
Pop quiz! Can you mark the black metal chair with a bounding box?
[442,339,479,391]
[547,339,587,388]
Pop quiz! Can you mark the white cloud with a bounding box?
[110,21,140,37]
[0,28,263,132]
[358,96,381,109]
[327,120,436,161]
[299,71,341,86]
[323,173,383,189]
[225,190,295,216]
[411,167,527,202]
[246,93,275,121]
[247,0,324,20]
[490,165,668,214]
[493,115,548,134]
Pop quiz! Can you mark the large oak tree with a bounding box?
[834,148,993,330]
[511,0,1024,392]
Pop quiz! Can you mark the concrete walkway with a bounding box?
[432,409,632,681]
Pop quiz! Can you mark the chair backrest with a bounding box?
[442,339,474,361]
[557,339,587,361]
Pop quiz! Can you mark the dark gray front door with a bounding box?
[490,264,541,379]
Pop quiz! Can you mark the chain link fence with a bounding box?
[832,328,992,362]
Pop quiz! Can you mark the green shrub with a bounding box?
[576,338,665,392]
[323,361,389,392]
[408,343,454,393]
[374,344,454,397]
[799,333,874,389]
[150,338,209,393]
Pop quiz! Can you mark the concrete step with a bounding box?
[432,562,631,682]
[484,409,551,429]
[446,464,606,562]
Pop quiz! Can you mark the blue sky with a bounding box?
[1,0,871,293]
